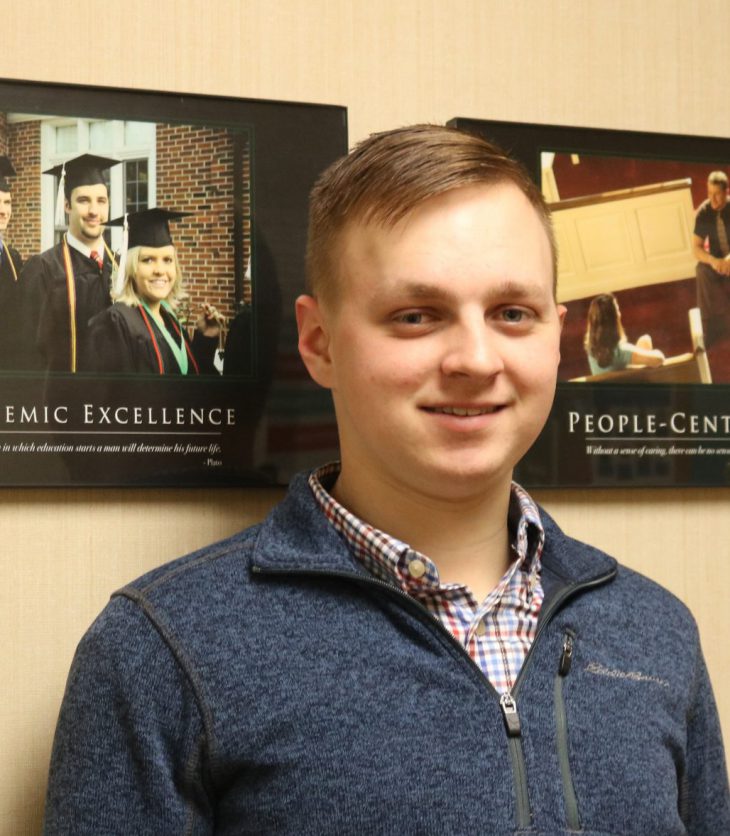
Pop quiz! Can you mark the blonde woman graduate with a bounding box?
[86,208,222,375]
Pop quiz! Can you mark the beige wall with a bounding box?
[2,1,729,831]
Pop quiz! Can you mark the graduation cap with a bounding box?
[0,157,17,192]
[107,207,191,248]
[106,208,192,295]
[43,153,120,226]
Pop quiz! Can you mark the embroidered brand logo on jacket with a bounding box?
[585,661,670,688]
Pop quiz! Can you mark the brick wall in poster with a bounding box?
[5,118,41,260]
[156,123,252,332]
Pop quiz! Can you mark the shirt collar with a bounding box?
[65,231,103,260]
[308,462,545,593]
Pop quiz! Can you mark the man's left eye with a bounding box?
[501,308,525,323]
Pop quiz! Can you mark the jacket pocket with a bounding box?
[555,631,581,831]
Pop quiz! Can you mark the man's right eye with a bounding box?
[396,311,425,325]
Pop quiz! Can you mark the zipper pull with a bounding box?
[559,633,574,677]
[500,692,522,737]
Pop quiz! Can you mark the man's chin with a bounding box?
[413,457,515,499]
[79,228,103,244]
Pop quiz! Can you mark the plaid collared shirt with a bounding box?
[309,463,545,695]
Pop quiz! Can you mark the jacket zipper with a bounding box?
[499,692,531,828]
[251,562,615,829]
[554,631,581,830]
[493,575,612,828]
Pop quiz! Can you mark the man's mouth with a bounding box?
[426,405,502,416]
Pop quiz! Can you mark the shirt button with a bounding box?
[407,558,427,579]
[475,620,487,637]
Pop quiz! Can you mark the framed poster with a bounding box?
[0,77,346,486]
[450,117,730,487]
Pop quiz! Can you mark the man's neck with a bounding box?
[66,230,103,258]
[332,464,513,599]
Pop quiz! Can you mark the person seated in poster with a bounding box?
[85,207,222,375]
[19,154,120,372]
[0,156,26,370]
[584,292,665,375]
[693,170,730,345]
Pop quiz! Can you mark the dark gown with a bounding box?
[19,241,113,372]
[0,241,24,370]
[85,302,218,375]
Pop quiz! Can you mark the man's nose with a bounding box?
[440,316,504,379]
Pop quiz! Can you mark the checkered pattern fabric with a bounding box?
[309,463,545,695]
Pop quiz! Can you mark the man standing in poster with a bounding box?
[19,154,119,372]
[0,156,25,369]
[693,170,730,345]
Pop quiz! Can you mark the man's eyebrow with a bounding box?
[489,279,550,300]
[391,281,452,299]
[389,279,549,300]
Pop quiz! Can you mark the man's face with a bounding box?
[297,183,565,502]
[65,184,109,244]
[708,181,728,211]
[0,190,12,233]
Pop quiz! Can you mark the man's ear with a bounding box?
[295,294,334,389]
[557,304,567,330]
[556,303,567,365]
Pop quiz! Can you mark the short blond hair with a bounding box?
[113,245,184,308]
[306,123,557,304]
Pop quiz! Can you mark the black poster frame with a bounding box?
[450,116,730,488]
[0,77,347,486]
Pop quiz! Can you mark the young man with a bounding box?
[693,170,730,345]
[0,156,25,369]
[20,154,119,371]
[44,126,729,834]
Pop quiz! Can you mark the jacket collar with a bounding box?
[537,508,618,587]
[251,471,369,577]
[251,471,618,589]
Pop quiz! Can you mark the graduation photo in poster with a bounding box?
[0,78,346,486]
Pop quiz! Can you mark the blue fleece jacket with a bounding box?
[44,472,730,834]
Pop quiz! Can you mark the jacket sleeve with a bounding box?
[680,643,730,834]
[43,596,214,835]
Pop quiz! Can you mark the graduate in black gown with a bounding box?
[19,154,120,372]
[86,208,221,375]
[0,157,26,369]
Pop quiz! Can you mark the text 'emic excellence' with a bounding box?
[0,404,237,427]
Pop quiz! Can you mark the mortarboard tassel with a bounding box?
[113,212,129,298]
[54,164,66,228]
